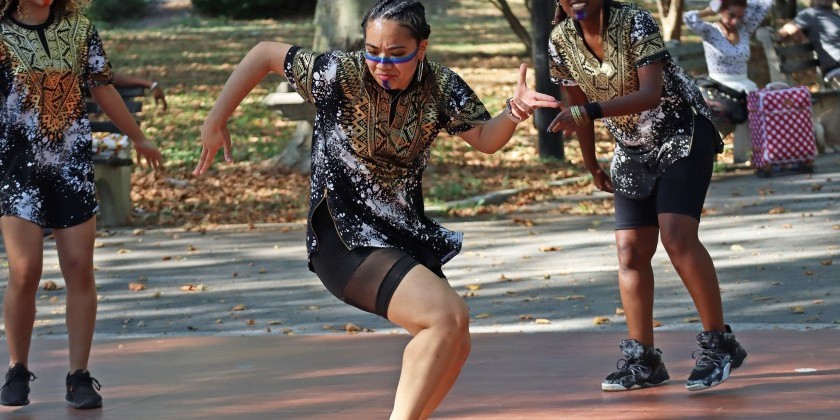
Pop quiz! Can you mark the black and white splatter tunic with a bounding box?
[283,46,490,266]
[0,11,113,228]
[549,0,718,199]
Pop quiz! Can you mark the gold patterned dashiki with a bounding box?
[549,1,715,199]
[284,46,490,265]
[0,12,113,228]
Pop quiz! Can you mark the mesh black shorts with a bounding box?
[309,204,445,318]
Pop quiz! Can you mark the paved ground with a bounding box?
[0,154,838,418]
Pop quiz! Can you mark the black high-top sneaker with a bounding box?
[686,324,748,391]
[602,339,670,391]
[1,363,36,406]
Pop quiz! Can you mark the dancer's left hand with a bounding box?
[509,63,561,121]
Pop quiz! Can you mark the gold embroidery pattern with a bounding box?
[1,14,97,142]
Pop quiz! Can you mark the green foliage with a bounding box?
[87,0,150,23]
[190,0,315,19]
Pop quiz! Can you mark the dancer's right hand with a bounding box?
[591,167,614,193]
[194,120,232,175]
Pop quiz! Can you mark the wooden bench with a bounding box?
[86,86,145,227]
[756,26,840,114]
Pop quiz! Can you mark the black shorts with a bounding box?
[614,116,718,230]
[309,204,445,319]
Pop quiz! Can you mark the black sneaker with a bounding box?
[601,339,670,391]
[686,324,748,391]
[65,369,102,409]
[1,363,36,406]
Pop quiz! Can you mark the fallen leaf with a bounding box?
[180,284,207,292]
[475,313,493,319]
[792,306,805,314]
[246,319,256,325]
[804,270,815,276]
[186,244,198,251]
[615,307,625,316]
[543,274,551,279]
[306,305,320,310]
[215,319,223,324]
[652,320,663,328]
[93,242,105,248]
[814,300,825,304]
[117,249,131,254]
[466,284,481,291]
[768,207,786,214]
[128,283,146,291]
[513,218,535,227]
[186,326,198,331]
[162,255,172,261]
[540,246,561,252]
[231,304,246,311]
[519,314,534,320]
[592,316,610,325]
[730,244,744,251]
[132,228,145,236]
[42,280,60,291]
[49,296,59,304]
[782,224,792,229]
[821,259,833,266]
[535,318,551,324]
[345,323,362,333]
[267,320,283,325]
[683,317,700,323]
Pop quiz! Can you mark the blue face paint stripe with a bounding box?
[364,48,419,64]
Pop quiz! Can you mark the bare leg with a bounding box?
[658,213,725,332]
[387,265,470,420]
[615,227,659,347]
[0,216,45,368]
[53,217,98,372]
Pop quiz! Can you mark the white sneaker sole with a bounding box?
[602,379,670,392]
[686,362,732,391]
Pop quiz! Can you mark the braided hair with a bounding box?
[361,0,431,41]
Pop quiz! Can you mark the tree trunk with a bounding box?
[313,0,375,52]
[531,0,564,160]
[489,0,533,56]
[656,0,685,42]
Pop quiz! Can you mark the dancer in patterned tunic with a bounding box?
[0,0,162,409]
[195,1,557,417]
[547,0,747,392]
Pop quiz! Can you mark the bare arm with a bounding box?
[548,61,664,132]
[89,84,163,169]
[562,85,613,192]
[458,64,559,154]
[113,73,167,111]
[777,21,806,43]
[194,41,292,175]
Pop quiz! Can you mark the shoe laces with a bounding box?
[615,357,649,377]
[68,372,101,392]
[692,348,728,367]
[2,369,36,390]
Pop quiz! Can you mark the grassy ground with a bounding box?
[101,0,744,227]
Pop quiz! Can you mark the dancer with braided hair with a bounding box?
[0,0,162,409]
[547,0,747,392]
[196,0,558,417]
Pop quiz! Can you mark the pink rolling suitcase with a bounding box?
[747,85,816,177]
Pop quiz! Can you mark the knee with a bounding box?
[59,255,94,279]
[615,239,654,272]
[431,298,470,338]
[660,227,697,257]
[7,261,43,294]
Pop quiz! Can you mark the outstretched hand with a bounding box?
[509,63,560,120]
[547,105,583,138]
[193,121,232,175]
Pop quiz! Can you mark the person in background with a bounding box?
[777,0,840,86]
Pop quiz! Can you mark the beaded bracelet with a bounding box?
[505,97,524,123]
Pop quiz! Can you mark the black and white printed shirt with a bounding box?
[284,46,490,266]
[549,1,716,199]
[683,0,772,76]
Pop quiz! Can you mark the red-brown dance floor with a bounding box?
[0,330,837,419]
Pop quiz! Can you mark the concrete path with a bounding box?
[0,154,838,419]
